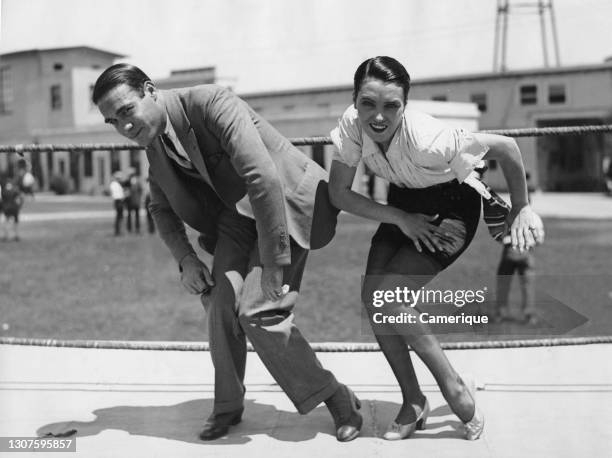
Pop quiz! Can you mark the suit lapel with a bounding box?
[160,89,214,187]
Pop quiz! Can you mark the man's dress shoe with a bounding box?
[199,408,244,441]
[325,384,363,442]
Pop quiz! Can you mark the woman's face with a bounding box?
[355,77,405,147]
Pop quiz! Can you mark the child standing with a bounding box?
[493,172,538,324]
[1,180,24,241]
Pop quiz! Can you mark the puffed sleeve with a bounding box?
[406,109,489,182]
[330,105,364,167]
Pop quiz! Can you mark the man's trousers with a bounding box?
[202,209,339,415]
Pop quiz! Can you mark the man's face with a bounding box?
[97,82,165,147]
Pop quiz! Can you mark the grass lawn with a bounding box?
[1,211,611,343]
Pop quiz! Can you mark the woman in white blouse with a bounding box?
[329,56,544,441]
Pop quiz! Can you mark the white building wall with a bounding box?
[71,68,104,126]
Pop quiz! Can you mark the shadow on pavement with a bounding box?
[37,397,468,444]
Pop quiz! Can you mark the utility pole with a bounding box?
[493,0,561,72]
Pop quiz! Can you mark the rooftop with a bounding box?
[0,45,125,59]
[240,61,612,99]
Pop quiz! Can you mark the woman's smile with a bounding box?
[369,122,388,133]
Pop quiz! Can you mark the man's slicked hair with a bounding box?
[92,63,152,105]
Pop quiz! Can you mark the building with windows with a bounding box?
[0,46,479,196]
[240,63,612,192]
[2,45,610,194]
[0,47,219,194]
[0,46,127,192]
[240,87,480,199]
[408,64,612,191]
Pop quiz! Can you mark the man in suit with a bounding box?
[93,64,361,442]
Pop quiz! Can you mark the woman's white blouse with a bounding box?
[330,105,489,190]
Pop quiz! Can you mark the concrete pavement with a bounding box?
[1,342,611,458]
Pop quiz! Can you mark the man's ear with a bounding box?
[144,81,157,100]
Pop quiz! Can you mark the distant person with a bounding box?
[109,172,125,236]
[494,240,536,324]
[93,63,361,442]
[1,179,24,241]
[143,177,155,234]
[603,156,612,195]
[125,171,143,234]
[494,172,537,324]
[16,159,36,200]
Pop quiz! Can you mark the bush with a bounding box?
[49,174,70,195]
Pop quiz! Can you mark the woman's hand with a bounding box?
[392,210,448,253]
[508,205,545,251]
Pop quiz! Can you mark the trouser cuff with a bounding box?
[213,398,245,415]
[294,378,340,415]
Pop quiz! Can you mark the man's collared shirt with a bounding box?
[161,113,193,168]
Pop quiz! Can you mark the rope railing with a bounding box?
[0,143,142,154]
[1,124,612,153]
[1,336,612,351]
[2,123,611,351]
[290,124,612,145]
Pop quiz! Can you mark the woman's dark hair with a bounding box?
[353,56,411,104]
[92,63,151,105]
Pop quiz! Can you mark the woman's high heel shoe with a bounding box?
[463,381,484,440]
[464,407,484,440]
[383,398,430,441]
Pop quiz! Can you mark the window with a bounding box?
[97,157,105,186]
[431,95,447,102]
[53,63,63,71]
[283,104,295,111]
[470,93,487,112]
[488,159,498,170]
[110,150,121,174]
[548,84,566,104]
[0,66,14,114]
[520,85,537,105]
[58,159,66,176]
[83,150,93,178]
[50,85,62,110]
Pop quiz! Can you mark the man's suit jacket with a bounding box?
[147,85,338,266]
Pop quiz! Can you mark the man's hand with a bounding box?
[180,253,215,294]
[261,265,287,302]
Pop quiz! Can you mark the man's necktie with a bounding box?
[161,134,192,169]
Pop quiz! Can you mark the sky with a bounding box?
[1,0,611,93]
